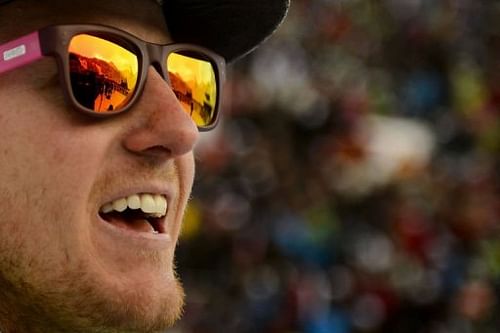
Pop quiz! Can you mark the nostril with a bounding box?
[134,145,173,166]
[144,145,172,156]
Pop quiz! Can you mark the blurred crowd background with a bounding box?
[169,0,500,332]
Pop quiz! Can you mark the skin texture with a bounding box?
[0,0,199,332]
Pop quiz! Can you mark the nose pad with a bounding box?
[122,67,199,158]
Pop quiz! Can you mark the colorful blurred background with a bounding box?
[169,0,500,332]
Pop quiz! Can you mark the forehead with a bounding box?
[0,0,170,44]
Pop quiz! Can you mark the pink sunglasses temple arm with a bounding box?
[0,31,43,75]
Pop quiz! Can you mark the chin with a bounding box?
[80,263,186,332]
[29,255,185,332]
[79,217,185,330]
[0,246,186,333]
[111,283,185,331]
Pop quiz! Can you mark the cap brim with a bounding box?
[163,0,290,62]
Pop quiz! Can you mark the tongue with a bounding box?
[106,215,155,233]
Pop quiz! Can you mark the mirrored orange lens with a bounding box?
[68,34,139,113]
[167,52,217,128]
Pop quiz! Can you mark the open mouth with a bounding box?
[99,193,167,234]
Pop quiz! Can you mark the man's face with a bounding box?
[0,0,199,331]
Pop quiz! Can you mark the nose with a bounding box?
[122,67,199,158]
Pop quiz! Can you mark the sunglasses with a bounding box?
[0,24,226,130]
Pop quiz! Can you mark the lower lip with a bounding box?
[95,214,172,250]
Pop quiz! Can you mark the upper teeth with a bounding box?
[100,193,167,218]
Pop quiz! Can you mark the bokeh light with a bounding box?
[171,1,500,332]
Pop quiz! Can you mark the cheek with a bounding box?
[0,98,114,293]
[0,105,99,194]
[0,87,109,246]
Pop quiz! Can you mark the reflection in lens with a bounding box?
[68,34,138,113]
[167,52,217,127]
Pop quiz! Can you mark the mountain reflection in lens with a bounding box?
[167,52,217,128]
[68,34,138,112]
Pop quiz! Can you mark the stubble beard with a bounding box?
[0,203,185,333]
[0,247,186,333]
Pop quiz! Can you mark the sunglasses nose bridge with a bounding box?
[146,44,166,78]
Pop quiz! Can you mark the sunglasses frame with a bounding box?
[0,24,226,131]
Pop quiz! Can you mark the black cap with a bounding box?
[0,0,290,62]
[163,0,290,61]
